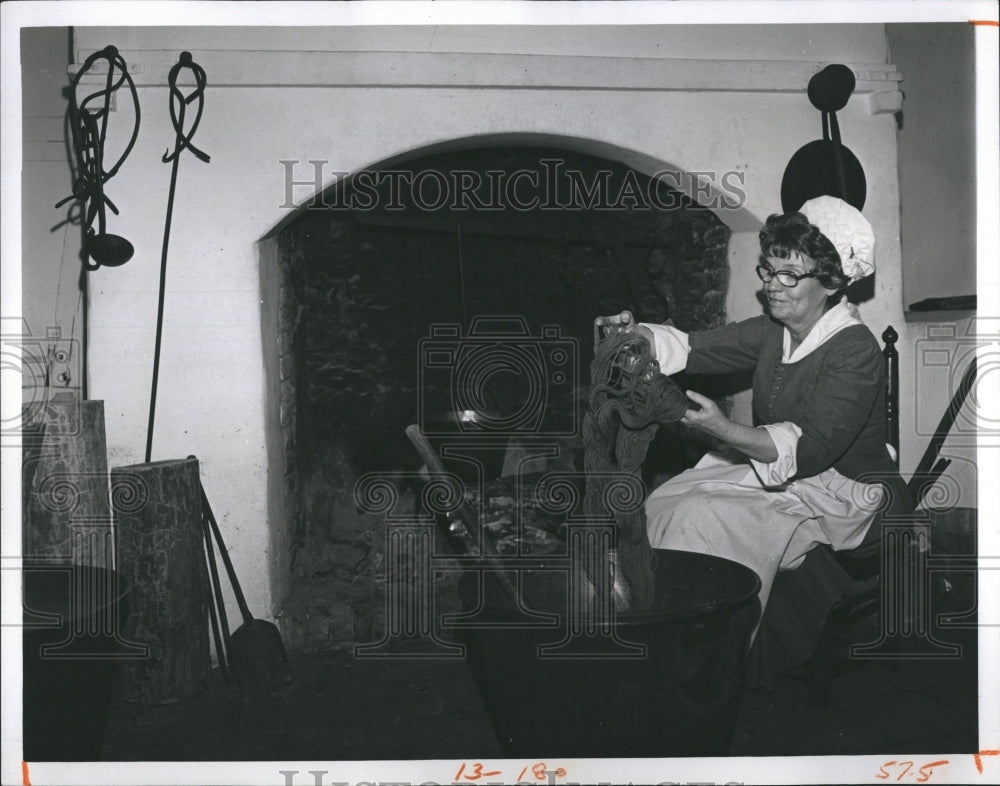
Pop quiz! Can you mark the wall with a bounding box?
[888,23,979,515]
[66,24,910,620]
[20,28,80,396]
[898,314,978,514]
[887,23,976,308]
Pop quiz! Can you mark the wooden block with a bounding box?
[23,394,112,567]
[112,457,210,704]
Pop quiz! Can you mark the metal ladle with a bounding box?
[82,107,134,267]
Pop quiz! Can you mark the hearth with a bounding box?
[260,141,732,650]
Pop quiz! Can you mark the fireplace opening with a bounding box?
[261,140,732,650]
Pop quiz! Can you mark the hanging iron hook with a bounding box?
[57,44,141,270]
[145,51,210,464]
[163,51,211,164]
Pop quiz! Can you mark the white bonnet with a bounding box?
[799,195,875,282]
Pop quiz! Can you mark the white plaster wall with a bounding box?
[21,28,79,392]
[72,25,914,618]
[888,23,976,306]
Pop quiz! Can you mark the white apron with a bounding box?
[645,451,884,613]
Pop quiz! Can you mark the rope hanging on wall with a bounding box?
[582,331,688,611]
[56,45,141,270]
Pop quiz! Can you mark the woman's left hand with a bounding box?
[680,390,732,440]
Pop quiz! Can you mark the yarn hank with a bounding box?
[582,331,688,611]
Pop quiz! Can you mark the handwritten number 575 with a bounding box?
[876,759,948,782]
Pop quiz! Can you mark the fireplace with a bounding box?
[259,140,732,649]
[69,26,907,635]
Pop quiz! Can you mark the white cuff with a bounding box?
[751,421,803,487]
[639,323,690,376]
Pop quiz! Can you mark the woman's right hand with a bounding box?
[593,310,637,348]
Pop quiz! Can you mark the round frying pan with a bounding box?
[781,64,867,212]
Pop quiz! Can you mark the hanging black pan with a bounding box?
[781,64,867,212]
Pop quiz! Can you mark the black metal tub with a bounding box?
[456,549,760,758]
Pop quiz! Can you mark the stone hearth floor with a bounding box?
[100,625,979,762]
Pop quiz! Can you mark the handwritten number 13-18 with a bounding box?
[876,759,948,782]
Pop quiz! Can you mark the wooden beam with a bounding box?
[71,49,902,98]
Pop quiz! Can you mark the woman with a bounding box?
[595,195,906,623]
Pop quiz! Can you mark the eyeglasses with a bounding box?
[755,264,818,288]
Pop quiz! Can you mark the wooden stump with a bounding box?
[112,457,210,704]
[23,394,113,568]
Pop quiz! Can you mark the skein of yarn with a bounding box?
[581,331,689,611]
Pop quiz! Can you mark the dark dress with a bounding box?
[645,312,911,688]
[686,314,900,483]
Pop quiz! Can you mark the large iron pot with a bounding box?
[456,549,760,758]
[22,563,131,761]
